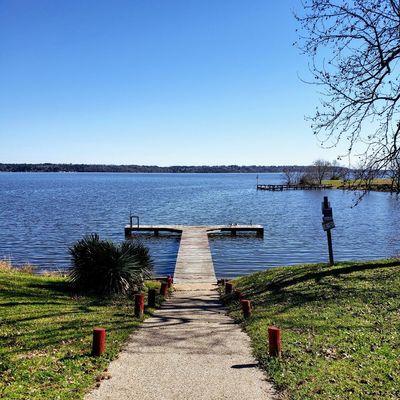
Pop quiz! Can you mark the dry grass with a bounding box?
[0,259,36,273]
[0,259,12,271]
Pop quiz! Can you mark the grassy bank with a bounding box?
[0,267,161,400]
[323,178,394,191]
[226,259,400,399]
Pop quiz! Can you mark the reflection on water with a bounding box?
[0,172,399,278]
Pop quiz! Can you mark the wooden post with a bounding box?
[135,293,145,318]
[268,326,282,357]
[225,282,233,295]
[92,327,106,356]
[167,276,173,288]
[327,228,334,266]
[160,282,168,297]
[148,288,156,308]
[240,299,252,318]
[322,196,335,266]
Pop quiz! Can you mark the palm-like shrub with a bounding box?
[69,234,153,296]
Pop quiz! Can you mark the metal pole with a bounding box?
[326,229,334,266]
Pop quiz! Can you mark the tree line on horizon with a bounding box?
[0,163,347,174]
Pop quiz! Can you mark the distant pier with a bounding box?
[257,184,333,191]
[125,224,264,284]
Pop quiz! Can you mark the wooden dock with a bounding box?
[125,224,263,284]
[257,184,333,191]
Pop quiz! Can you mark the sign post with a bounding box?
[321,196,335,266]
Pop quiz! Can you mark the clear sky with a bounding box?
[0,0,344,166]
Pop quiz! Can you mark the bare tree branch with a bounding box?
[296,0,400,194]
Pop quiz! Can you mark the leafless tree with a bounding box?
[282,167,302,185]
[296,0,400,193]
[311,159,332,184]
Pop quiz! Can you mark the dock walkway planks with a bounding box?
[125,224,263,284]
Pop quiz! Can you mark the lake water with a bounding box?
[1,172,399,278]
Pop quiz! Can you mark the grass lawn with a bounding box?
[323,178,393,190]
[226,259,400,399]
[0,268,161,400]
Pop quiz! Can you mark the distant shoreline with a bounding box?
[0,164,305,173]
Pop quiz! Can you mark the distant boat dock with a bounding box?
[125,224,264,284]
[257,184,333,191]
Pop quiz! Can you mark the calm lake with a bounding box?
[1,172,399,278]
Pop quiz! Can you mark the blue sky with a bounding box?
[0,0,343,165]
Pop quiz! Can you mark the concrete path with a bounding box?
[86,285,276,400]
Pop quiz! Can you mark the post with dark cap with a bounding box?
[321,196,335,266]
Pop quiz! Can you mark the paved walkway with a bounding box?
[86,285,276,400]
[86,224,275,399]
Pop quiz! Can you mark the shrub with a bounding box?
[69,234,153,296]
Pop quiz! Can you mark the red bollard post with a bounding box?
[160,282,168,297]
[135,293,145,318]
[225,282,233,295]
[148,288,156,308]
[240,299,252,318]
[167,276,173,288]
[92,327,106,356]
[268,326,282,357]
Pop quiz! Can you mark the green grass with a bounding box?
[0,269,162,400]
[225,259,400,399]
[323,178,393,189]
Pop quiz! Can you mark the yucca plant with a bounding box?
[69,234,153,296]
